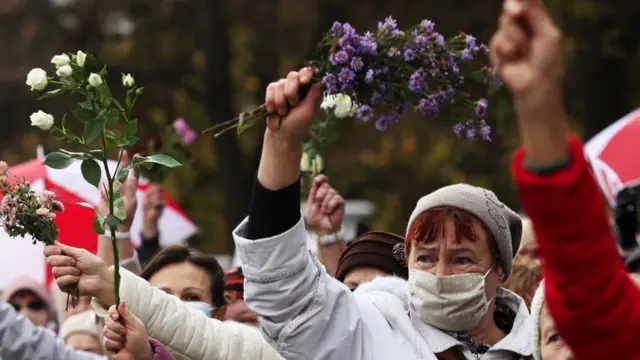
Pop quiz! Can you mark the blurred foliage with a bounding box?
[0,0,638,254]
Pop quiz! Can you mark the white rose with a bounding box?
[333,94,358,118]
[122,73,135,88]
[25,68,48,91]
[76,50,87,68]
[88,73,102,87]
[56,65,73,78]
[30,110,55,131]
[51,54,70,67]
[320,94,336,110]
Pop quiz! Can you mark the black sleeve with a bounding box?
[136,233,161,266]
[246,177,301,240]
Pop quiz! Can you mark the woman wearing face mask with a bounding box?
[139,245,227,319]
[44,242,285,360]
[226,66,532,357]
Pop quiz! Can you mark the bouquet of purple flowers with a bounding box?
[204,17,495,154]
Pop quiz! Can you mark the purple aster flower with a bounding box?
[378,83,387,92]
[453,123,465,137]
[465,121,476,140]
[414,35,428,48]
[430,90,448,105]
[421,20,435,33]
[375,115,389,131]
[404,49,416,61]
[331,22,343,36]
[465,34,477,48]
[475,98,488,119]
[409,68,426,92]
[357,105,374,122]
[342,23,356,36]
[461,49,473,62]
[480,120,491,141]
[447,57,460,74]
[350,57,364,71]
[432,33,445,47]
[378,16,397,34]
[391,29,405,38]
[338,67,355,84]
[322,72,339,93]
[370,91,383,106]
[387,47,401,57]
[332,51,349,65]
[417,98,439,118]
[365,69,375,85]
[357,37,378,55]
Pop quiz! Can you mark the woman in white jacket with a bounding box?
[44,242,284,360]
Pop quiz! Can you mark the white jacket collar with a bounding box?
[354,276,532,357]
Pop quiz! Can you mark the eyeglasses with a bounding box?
[10,300,47,312]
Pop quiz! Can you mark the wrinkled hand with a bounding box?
[265,67,323,140]
[142,183,164,238]
[490,0,564,104]
[305,175,345,236]
[103,302,153,360]
[44,242,114,304]
[97,151,138,232]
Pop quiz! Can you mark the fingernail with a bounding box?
[505,0,522,14]
[301,75,309,82]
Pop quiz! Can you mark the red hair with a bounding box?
[406,206,499,263]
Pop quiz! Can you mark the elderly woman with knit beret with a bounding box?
[225,2,547,356]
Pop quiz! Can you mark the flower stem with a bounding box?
[100,131,121,307]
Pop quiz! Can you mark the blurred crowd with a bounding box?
[2,0,640,359]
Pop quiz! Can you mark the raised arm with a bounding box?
[234,68,367,359]
[0,298,103,360]
[493,0,640,359]
[305,175,347,277]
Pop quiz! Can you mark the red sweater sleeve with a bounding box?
[512,135,640,360]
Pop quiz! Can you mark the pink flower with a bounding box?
[173,118,197,145]
[40,190,56,205]
[0,161,8,177]
[36,207,50,216]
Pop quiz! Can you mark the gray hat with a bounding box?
[406,184,522,279]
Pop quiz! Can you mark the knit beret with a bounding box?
[335,231,408,282]
[406,184,522,279]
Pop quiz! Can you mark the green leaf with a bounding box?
[89,149,105,159]
[73,108,94,122]
[132,155,147,167]
[59,149,88,160]
[114,197,126,221]
[126,136,139,147]
[79,101,93,110]
[80,159,101,188]
[116,167,130,183]
[112,99,125,112]
[125,120,138,138]
[43,152,74,170]
[83,53,101,73]
[37,88,66,100]
[105,108,119,125]
[104,214,120,229]
[97,81,113,107]
[83,119,104,144]
[143,154,182,168]
[93,210,105,235]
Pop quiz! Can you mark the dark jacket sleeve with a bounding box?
[246,177,301,240]
[137,233,161,266]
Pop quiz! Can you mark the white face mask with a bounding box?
[408,267,495,332]
[184,301,213,317]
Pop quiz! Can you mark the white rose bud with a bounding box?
[50,54,70,68]
[300,152,324,174]
[88,73,103,87]
[76,50,87,68]
[122,73,135,88]
[30,110,55,131]
[56,65,73,78]
[25,68,48,91]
